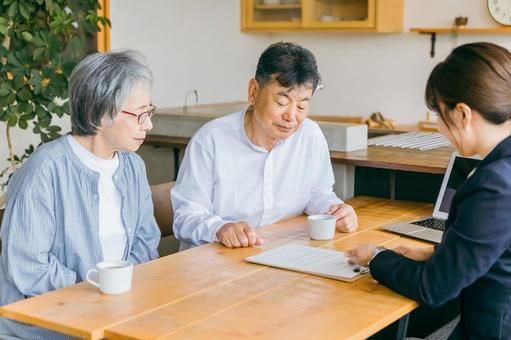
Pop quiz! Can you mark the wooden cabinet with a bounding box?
[241,0,403,32]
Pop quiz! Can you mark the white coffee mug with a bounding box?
[308,215,336,240]
[86,260,133,295]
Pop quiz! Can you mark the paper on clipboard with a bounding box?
[245,244,368,282]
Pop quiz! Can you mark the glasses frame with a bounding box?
[121,104,157,125]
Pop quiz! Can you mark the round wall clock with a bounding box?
[488,0,511,25]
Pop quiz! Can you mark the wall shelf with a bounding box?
[411,27,511,34]
[410,27,511,58]
[254,4,302,10]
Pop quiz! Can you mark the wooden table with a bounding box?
[0,197,434,339]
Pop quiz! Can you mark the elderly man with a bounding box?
[172,42,357,250]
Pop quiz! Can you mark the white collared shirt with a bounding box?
[171,110,342,249]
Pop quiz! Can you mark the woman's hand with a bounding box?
[393,245,434,261]
[346,244,377,267]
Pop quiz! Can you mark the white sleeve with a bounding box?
[304,130,343,215]
[171,138,233,246]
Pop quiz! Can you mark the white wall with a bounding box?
[109,0,511,123]
[2,0,511,186]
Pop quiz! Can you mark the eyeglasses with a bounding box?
[121,104,157,125]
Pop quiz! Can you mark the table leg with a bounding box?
[173,147,180,180]
[390,170,396,200]
[396,314,410,340]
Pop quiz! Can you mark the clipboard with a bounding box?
[245,244,368,282]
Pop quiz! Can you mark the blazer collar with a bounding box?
[478,135,511,169]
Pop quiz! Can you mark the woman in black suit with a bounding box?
[347,42,511,339]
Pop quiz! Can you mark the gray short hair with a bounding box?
[69,50,153,136]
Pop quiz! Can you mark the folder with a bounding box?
[245,244,368,282]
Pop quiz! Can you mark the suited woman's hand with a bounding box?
[346,244,377,267]
[393,246,434,261]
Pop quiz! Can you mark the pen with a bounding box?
[353,265,370,274]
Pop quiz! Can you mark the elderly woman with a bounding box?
[0,50,160,339]
[172,42,358,250]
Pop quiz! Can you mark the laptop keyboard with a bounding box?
[411,218,446,231]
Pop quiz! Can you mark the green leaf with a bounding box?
[19,118,28,129]
[21,31,32,41]
[0,45,8,57]
[0,93,16,106]
[7,53,22,67]
[47,125,60,133]
[17,88,32,101]
[32,34,46,47]
[13,75,24,90]
[7,1,17,17]
[18,103,33,114]
[40,133,50,143]
[44,0,54,14]
[0,87,10,97]
[0,82,12,96]
[33,47,45,60]
[19,2,29,20]
[7,114,17,127]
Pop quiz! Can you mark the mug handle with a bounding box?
[86,268,100,288]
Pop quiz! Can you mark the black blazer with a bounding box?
[370,136,511,339]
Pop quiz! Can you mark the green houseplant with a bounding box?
[0,0,110,207]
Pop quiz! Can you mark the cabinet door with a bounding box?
[241,0,302,30]
[302,0,375,28]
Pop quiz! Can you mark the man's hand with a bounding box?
[327,203,358,233]
[216,221,264,248]
[393,245,434,261]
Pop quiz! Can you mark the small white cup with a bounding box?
[86,261,133,295]
[308,215,336,240]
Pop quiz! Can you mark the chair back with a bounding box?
[0,209,3,254]
[150,182,175,237]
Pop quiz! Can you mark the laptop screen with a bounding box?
[437,156,480,214]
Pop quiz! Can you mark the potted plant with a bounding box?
[0,0,110,211]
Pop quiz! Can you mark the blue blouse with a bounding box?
[0,136,160,339]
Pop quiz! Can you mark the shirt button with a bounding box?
[128,228,132,232]
[114,175,118,180]
[94,194,98,200]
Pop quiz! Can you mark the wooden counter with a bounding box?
[330,145,453,174]
[145,134,454,174]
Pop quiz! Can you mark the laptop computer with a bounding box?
[383,152,480,243]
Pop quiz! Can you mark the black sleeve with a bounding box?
[370,174,511,307]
